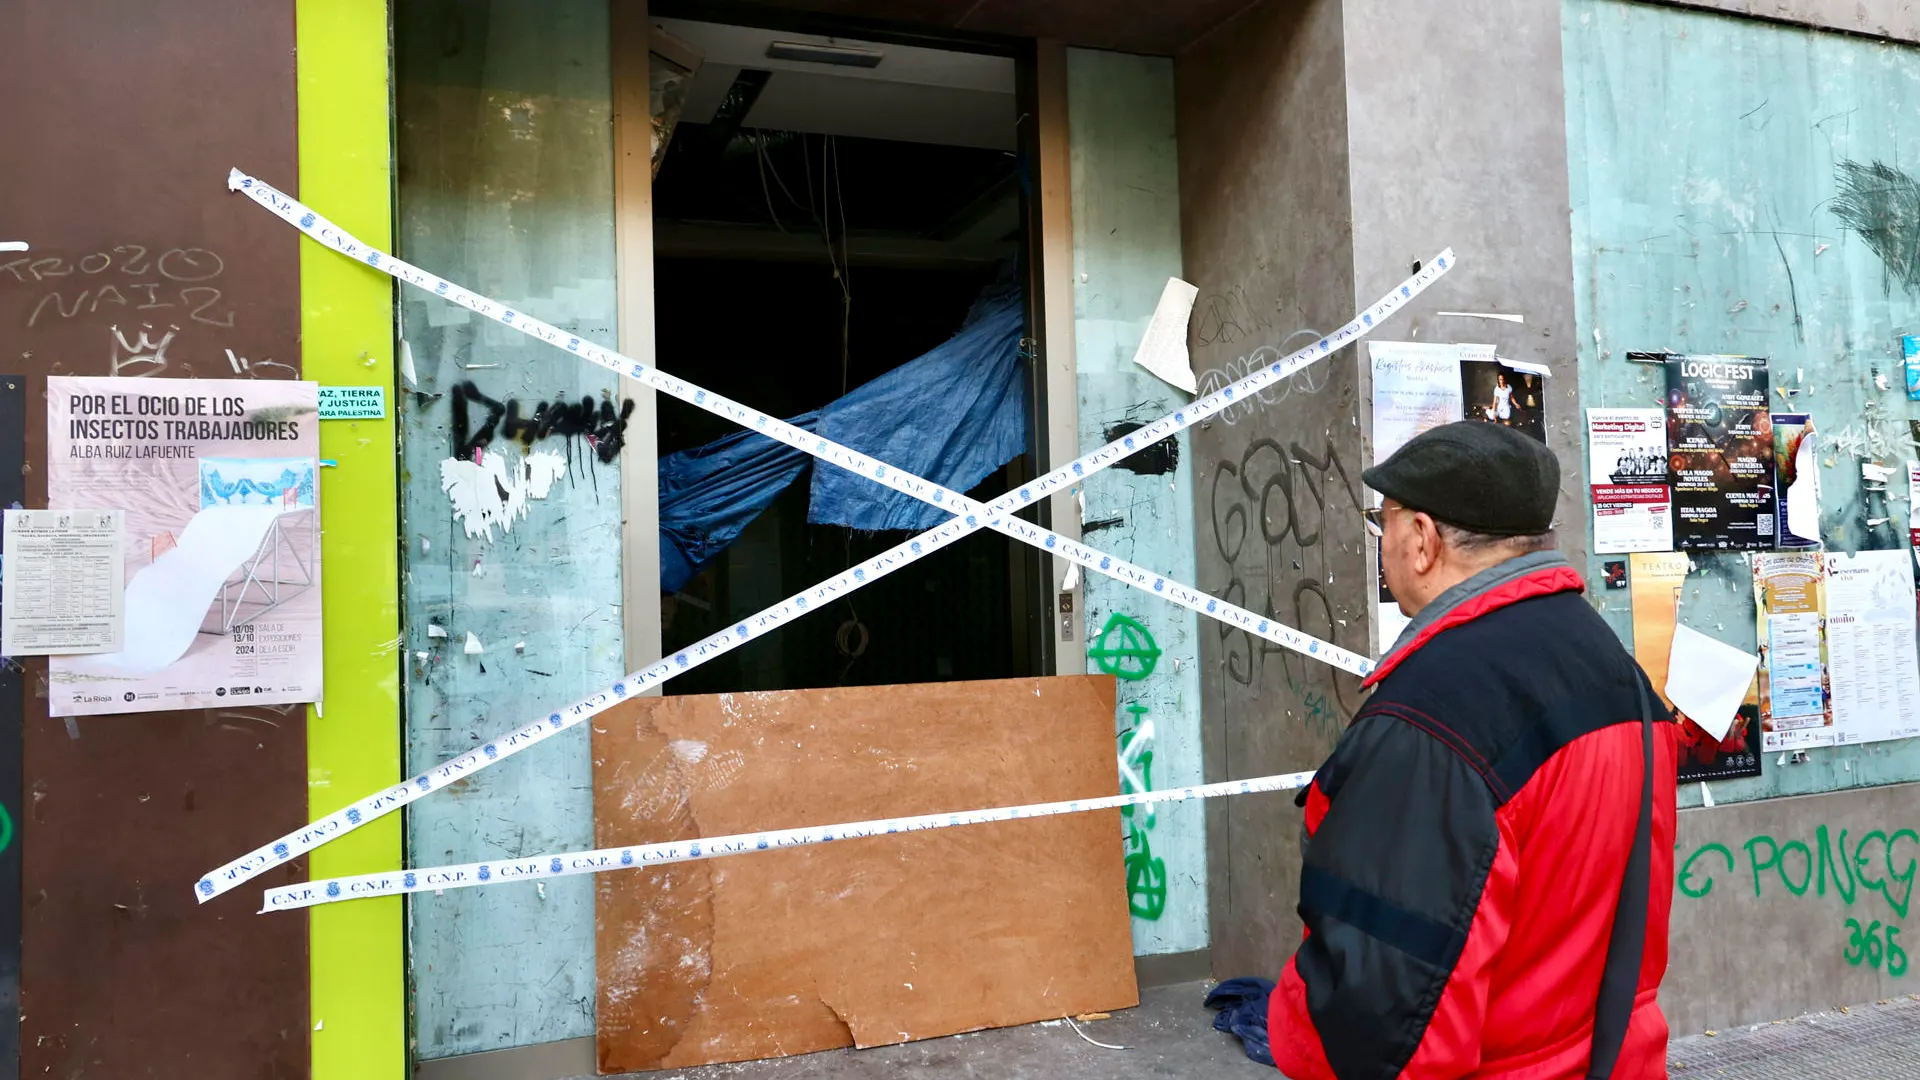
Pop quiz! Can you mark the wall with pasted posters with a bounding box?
[1066,49,1208,959]
[1565,0,1920,807]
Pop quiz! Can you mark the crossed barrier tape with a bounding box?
[261,770,1319,911]
[203,168,1453,906]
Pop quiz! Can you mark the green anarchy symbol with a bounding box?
[1090,614,1161,682]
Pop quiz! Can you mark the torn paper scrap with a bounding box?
[1131,278,1201,394]
[464,632,484,655]
[441,447,568,541]
[0,241,27,253]
[1060,560,1080,592]
[1435,311,1524,324]
[399,340,418,388]
[1863,461,1894,484]
[427,623,448,639]
[1497,357,1552,378]
[1664,625,1758,742]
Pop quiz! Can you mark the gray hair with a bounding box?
[1434,521,1557,557]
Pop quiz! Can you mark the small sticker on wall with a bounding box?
[318,386,387,420]
[1603,560,1628,590]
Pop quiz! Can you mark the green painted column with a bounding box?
[1067,48,1207,957]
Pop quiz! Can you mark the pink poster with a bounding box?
[46,377,322,716]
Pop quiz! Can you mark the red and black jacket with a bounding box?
[1271,552,1678,1079]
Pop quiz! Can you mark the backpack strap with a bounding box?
[1585,679,1657,1079]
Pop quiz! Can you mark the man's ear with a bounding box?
[1413,514,1442,575]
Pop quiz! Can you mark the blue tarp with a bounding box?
[657,273,1027,593]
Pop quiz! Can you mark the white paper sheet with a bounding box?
[1823,550,1920,745]
[1369,341,1467,653]
[68,506,295,676]
[1130,278,1201,394]
[1664,625,1759,741]
[0,509,125,655]
[1586,408,1672,553]
[1369,341,1465,461]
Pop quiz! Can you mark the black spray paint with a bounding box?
[450,380,635,464]
[1103,420,1179,476]
[1832,159,1920,295]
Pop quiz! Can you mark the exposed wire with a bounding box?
[830,134,853,394]
[1065,1016,1129,1051]
[753,133,789,233]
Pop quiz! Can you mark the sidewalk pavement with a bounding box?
[587,981,1920,1079]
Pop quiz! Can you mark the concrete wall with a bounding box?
[1177,0,1366,977]
[1677,0,1920,42]
[1343,0,1587,574]
[1066,48,1208,958]
[1669,783,1920,1031]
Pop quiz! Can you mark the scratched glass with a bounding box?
[395,0,618,1057]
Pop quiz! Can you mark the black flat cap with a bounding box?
[1363,421,1559,536]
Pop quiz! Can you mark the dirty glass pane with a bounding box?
[395,0,622,1057]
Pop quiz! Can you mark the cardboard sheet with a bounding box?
[592,675,1137,1072]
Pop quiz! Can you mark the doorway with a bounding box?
[645,16,1045,694]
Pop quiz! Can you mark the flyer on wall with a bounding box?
[1771,413,1821,549]
[1628,550,1762,781]
[1822,550,1920,746]
[1459,346,1547,444]
[1586,407,1671,553]
[45,377,323,717]
[1752,552,1833,752]
[1368,341,1468,650]
[1664,354,1774,550]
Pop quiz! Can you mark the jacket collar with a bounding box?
[1364,551,1585,688]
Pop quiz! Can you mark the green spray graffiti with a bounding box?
[1678,824,1919,976]
[1118,702,1164,920]
[1090,614,1161,681]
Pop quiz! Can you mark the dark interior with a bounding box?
[652,104,1034,694]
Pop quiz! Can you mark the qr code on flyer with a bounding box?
[1756,514,1775,535]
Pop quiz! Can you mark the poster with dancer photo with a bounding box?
[1664,355,1774,551]
[1460,348,1546,444]
[46,377,322,716]
[1586,407,1671,553]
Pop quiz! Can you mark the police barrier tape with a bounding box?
[200,168,1453,903]
[261,769,1318,911]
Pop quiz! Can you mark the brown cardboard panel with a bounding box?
[0,1,307,1077]
[593,675,1138,1073]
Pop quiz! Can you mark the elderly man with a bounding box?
[1269,422,1677,1080]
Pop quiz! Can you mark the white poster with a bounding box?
[0,508,125,655]
[1586,407,1672,553]
[1369,342,1466,649]
[1823,550,1920,746]
[1369,341,1465,462]
[1909,461,1920,548]
[46,377,323,716]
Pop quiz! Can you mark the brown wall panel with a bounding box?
[593,675,1139,1072]
[0,2,308,1077]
